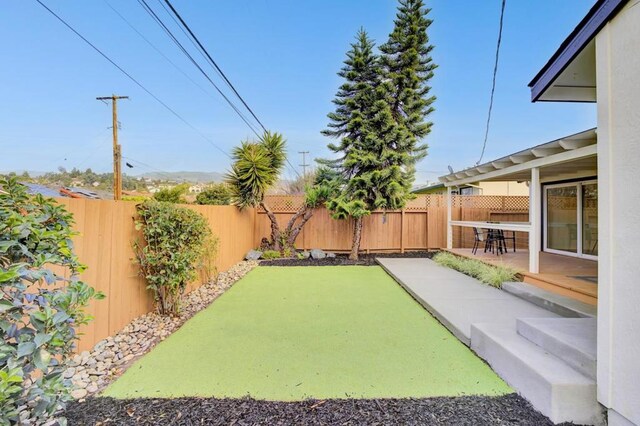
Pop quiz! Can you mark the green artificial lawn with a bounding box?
[104,266,511,400]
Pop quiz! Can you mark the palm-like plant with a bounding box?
[226,131,287,249]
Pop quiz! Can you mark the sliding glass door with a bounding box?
[544,180,597,259]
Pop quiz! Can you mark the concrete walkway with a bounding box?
[376,258,559,345]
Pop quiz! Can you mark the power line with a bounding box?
[34,0,231,159]
[136,0,262,138]
[122,156,176,180]
[476,0,506,166]
[102,0,213,99]
[154,0,299,180]
[161,0,268,133]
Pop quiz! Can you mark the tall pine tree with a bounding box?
[322,30,411,259]
[380,0,436,164]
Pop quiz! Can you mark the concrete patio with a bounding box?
[377,257,602,425]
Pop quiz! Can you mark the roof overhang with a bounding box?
[439,128,597,187]
[411,183,445,193]
[528,0,629,102]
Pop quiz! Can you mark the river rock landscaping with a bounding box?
[64,260,258,401]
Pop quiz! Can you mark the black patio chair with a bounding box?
[472,227,487,255]
[484,228,506,255]
[499,230,516,253]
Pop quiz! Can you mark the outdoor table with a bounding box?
[450,221,530,255]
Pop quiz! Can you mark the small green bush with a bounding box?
[133,201,211,315]
[195,183,232,205]
[261,250,281,260]
[433,252,517,288]
[153,184,188,204]
[0,177,103,424]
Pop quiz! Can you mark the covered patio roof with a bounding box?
[439,128,597,187]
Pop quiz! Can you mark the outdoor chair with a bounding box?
[484,229,504,255]
[499,230,516,252]
[472,227,485,255]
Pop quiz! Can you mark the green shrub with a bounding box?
[433,252,517,288]
[133,201,211,315]
[195,183,232,205]
[0,177,104,424]
[122,194,150,202]
[197,234,220,284]
[261,250,281,260]
[153,184,188,204]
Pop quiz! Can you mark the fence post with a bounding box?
[400,209,405,253]
[447,187,453,249]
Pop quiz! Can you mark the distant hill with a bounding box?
[136,171,225,183]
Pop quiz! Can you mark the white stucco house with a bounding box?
[439,1,640,424]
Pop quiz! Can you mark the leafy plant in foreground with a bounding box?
[133,201,211,315]
[0,176,103,424]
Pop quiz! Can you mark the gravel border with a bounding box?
[260,251,436,267]
[64,261,259,401]
[65,394,575,425]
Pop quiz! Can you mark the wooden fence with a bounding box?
[256,194,530,251]
[55,199,256,351]
[52,194,528,350]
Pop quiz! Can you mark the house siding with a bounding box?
[595,1,640,424]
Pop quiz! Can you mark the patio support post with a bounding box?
[447,186,453,249]
[529,167,541,273]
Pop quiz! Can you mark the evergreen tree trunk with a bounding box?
[260,201,282,251]
[286,206,314,248]
[349,216,364,260]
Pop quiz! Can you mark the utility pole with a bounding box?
[298,151,310,177]
[96,95,128,200]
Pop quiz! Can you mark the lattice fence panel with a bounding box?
[261,195,305,212]
[262,194,529,213]
[502,196,530,211]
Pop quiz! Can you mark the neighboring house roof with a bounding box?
[22,182,64,198]
[65,188,100,199]
[528,0,629,102]
[21,182,101,199]
[411,183,445,194]
[438,128,597,186]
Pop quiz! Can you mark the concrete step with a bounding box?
[502,281,597,318]
[517,317,597,380]
[470,322,604,425]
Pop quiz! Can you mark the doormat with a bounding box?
[570,275,598,284]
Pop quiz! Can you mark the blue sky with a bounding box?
[0,0,596,184]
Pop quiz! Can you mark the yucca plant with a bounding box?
[226,132,287,250]
[227,133,334,252]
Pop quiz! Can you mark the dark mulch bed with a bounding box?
[261,251,436,267]
[64,394,574,426]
